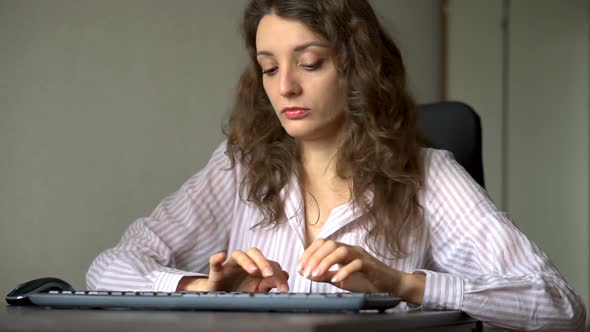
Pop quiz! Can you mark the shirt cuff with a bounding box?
[414,269,463,311]
[153,271,206,292]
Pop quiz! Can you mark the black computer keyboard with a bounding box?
[28,290,400,312]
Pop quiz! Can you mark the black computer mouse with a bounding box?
[5,277,74,305]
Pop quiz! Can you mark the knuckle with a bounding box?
[248,247,260,254]
[336,246,349,255]
[246,247,260,256]
[353,258,364,268]
[326,240,339,250]
[351,246,364,257]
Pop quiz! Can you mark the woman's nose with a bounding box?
[279,68,302,97]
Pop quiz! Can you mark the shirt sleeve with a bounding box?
[417,149,586,331]
[86,141,237,292]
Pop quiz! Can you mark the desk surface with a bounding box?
[1,305,480,332]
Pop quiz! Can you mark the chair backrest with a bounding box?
[416,101,485,188]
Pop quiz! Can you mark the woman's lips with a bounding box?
[282,107,310,119]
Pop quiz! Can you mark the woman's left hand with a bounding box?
[297,239,425,304]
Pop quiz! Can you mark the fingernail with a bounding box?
[296,262,303,271]
[263,267,274,277]
[331,274,341,283]
[248,264,258,273]
[303,267,312,278]
[311,267,322,277]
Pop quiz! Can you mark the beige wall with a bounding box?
[507,0,589,314]
[0,0,443,292]
[446,0,590,321]
[446,0,504,207]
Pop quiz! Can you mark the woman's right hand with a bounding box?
[178,248,289,292]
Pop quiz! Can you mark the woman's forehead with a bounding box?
[255,14,327,54]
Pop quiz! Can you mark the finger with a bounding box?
[208,251,227,274]
[256,268,290,293]
[331,258,364,284]
[256,277,276,292]
[207,252,231,288]
[269,263,289,292]
[297,239,326,272]
[230,250,260,275]
[309,245,352,280]
[245,248,275,278]
[301,240,339,278]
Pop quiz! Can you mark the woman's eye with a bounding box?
[301,60,324,71]
[262,67,278,76]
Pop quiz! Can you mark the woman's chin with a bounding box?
[282,125,313,140]
[281,121,344,142]
[284,130,337,143]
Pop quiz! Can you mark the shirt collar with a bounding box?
[281,175,373,244]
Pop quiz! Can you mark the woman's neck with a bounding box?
[297,134,346,185]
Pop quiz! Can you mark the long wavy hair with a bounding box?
[225,0,424,258]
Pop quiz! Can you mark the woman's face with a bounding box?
[256,14,346,142]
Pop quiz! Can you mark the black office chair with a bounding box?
[416,101,485,188]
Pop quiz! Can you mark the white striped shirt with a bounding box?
[86,141,586,330]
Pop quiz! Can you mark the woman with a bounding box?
[86,0,586,330]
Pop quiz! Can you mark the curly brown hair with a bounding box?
[225,0,424,258]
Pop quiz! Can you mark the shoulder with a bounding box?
[206,139,242,172]
[419,147,478,187]
[419,147,462,185]
[420,147,453,171]
[418,147,490,218]
[179,140,241,193]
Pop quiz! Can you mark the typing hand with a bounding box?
[297,239,425,303]
[200,248,290,292]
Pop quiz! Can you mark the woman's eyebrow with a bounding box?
[256,41,329,57]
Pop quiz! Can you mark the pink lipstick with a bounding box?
[282,107,310,119]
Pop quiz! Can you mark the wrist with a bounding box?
[176,276,208,291]
[397,272,425,305]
